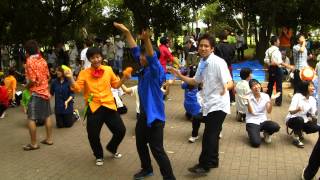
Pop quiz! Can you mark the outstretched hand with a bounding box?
[113,22,129,33]
[167,67,181,78]
[140,30,150,41]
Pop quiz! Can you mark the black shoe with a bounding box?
[208,163,219,169]
[134,169,153,180]
[188,164,209,174]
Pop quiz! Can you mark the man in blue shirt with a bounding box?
[114,22,175,180]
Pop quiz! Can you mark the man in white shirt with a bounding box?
[264,36,286,106]
[235,68,252,122]
[114,35,125,72]
[68,43,78,70]
[169,34,233,174]
[80,39,93,69]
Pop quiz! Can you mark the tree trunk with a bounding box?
[255,25,271,64]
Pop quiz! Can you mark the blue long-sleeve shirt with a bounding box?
[131,46,166,127]
[50,78,74,114]
[181,83,201,116]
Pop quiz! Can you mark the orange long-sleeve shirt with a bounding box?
[71,65,121,113]
[4,75,17,100]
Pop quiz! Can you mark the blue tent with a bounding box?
[232,60,266,82]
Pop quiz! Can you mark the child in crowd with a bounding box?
[235,68,252,122]
[0,78,9,119]
[111,68,127,114]
[245,79,280,147]
[180,66,203,143]
[4,68,17,106]
[50,67,76,128]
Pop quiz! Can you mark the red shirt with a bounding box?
[158,44,174,72]
[0,85,9,107]
[25,54,50,99]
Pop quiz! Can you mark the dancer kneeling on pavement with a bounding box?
[285,80,319,148]
[114,22,176,180]
[169,34,233,174]
[180,69,204,143]
[64,47,129,166]
[245,79,280,147]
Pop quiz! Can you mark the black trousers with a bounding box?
[55,113,74,128]
[267,66,283,105]
[86,106,126,159]
[237,47,244,61]
[287,117,319,135]
[0,104,7,116]
[199,110,226,169]
[191,113,204,137]
[304,132,320,180]
[293,69,302,94]
[246,121,280,147]
[135,111,175,180]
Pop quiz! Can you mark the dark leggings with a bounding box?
[191,113,204,137]
[246,121,280,148]
[287,117,319,135]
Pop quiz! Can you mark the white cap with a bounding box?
[115,35,120,38]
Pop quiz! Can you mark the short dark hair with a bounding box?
[219,31,228,40]
[198,34,215,48]
[270,36,279,45]
[240,68,252,80]
[8,68,15,76]
[296,33,305,42]
[86,47,103,60]
[160,37,168,45]
[249,79,260,89]
[24,40,39,55]
[297,80,313,97]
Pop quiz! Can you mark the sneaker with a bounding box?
[0,112,5,119]
[134,169,153,180]
[263,132,272,144]
[219,133,223,139]
[74,109,80,121]
[188,136,199,143]
[188,164,209,174]
[293,135,304,148]
[113,152,122,159]
[95,158,104,166]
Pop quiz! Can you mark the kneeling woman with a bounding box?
[245,79,280,147]
[286,81,319,148]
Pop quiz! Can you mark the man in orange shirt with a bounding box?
[24,40,53,151]
[4,68,17,106]
[64,47,130,166]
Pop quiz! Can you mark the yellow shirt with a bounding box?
[71,65,120,113]
[4,75,17,100]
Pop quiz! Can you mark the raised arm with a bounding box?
[140,30,153,57]
[113,22,137,48]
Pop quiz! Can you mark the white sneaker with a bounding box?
[95,159,104,166]
[0,112,5,119]
[113,152,122,159]
[293,135,304,148]
[219,133,223,139]
[188,136,199,143]
[263,132,272,144]
[301,167,306,180]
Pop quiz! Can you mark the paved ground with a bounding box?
[0,83,319,180]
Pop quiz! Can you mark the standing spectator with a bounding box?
[80,39,93,69]
[4,68,17,106]
[55,43,69,66]
[159,36,175,72]
[0,78,9,119]
[68,43,79,70]
[104,39,115,67]
[64,47,129,166]
[236,31,245,61]
[169,34,233,174]
[235,68,252,122]
[185,39,198,66]
[264,36,284,106]
[293,34,308,93]
[286,81,319,148]
[47,48,57,68]
[50,67,75,128]
[23,39,53,151]
[114,22,176,180]
[215,30,236,103]
[114,35,125,72]
[279,27,293,52]
[306,32,313,55]
[194,28,202,42]
[245,79,280,147]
